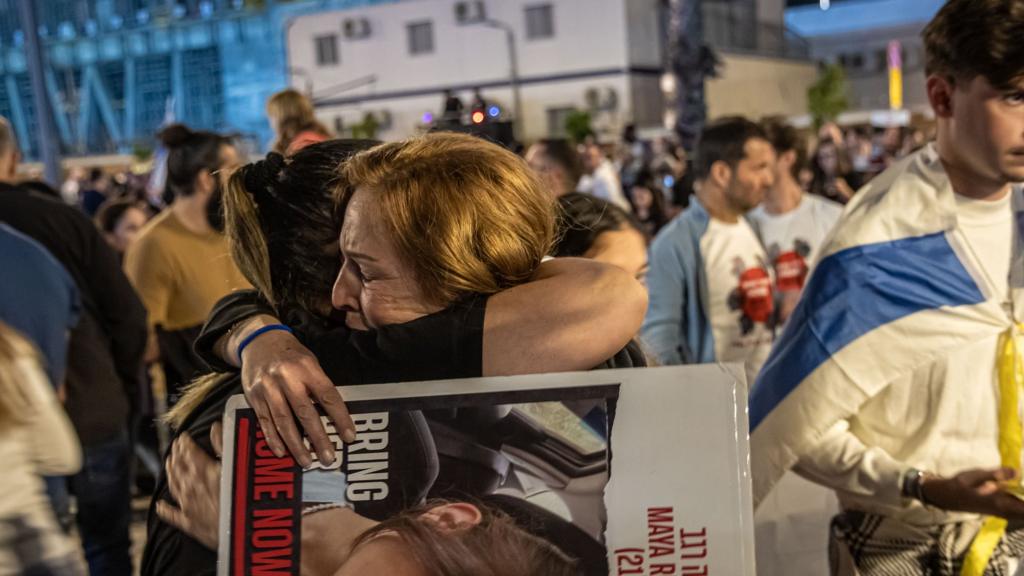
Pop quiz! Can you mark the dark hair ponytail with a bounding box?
[158,123,231,197]
[554,192,644,257]
[224,139,379,314]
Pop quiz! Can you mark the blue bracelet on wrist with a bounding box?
[236,324,293,363]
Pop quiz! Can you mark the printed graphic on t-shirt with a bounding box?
[726,257,776,336]
[767,240,812,293]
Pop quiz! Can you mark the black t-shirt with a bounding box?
[143,291,645,576]
[141,295,486,576]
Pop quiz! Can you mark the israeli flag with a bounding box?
[748,144,1023,507]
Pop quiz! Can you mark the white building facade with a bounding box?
[286,0,666,142]
[785,0,945,123]
[286,0,818,142]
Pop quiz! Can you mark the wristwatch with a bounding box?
[901,468,930,504]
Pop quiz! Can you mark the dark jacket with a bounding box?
[0,182,148,445]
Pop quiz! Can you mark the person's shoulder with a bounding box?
[0,182,90,223]
[804,194,844,218]
[0,223,72,284]
[653,205,705,244]
[131,211,180,252]
[0,222,45,256]
[125,212,179,267]
[747,205,768,223]
[138,209,177,239]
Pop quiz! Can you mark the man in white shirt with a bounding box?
[749,120,843,321]
[578,142,633,212]
[752,1,1024,573]
[643,117,776,386]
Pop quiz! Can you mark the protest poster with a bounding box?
[217,364,755,575]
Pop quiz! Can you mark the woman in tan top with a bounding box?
[125,124,250,404]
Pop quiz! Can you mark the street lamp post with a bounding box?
[482,19,523,140]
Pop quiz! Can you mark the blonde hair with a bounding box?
[0,322,47,430]
[340,132,556,306]
[0,116,16,155]
[267,89,330,155]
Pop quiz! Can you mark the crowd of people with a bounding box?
[0,0,1022,574]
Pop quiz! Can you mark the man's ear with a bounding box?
[195,170,215,195]
[927,75,955,118]
[779,150,797,172]
[418,503,483,533]
[709,160,733,190]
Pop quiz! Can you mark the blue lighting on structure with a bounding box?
[488,106,500,118]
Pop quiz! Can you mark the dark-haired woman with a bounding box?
[809,137,859,205]
[627,171,669,238]
[557,192,649,284]
[95,198,149,256]
[124,124,251,406]
[142,136,644,575]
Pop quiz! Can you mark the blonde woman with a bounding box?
[0,321,83,575]
[267,88,331,155]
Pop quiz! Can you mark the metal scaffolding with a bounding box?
[0,0,388,160]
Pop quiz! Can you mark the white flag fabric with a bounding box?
[749,144,1023,507]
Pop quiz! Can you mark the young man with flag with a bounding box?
[748,0,1024,573]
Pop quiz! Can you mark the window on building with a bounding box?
[407,21,434,55]
[525,4,554,40]
[546,107,575,138]
[315,34,339,66]
[838,52,864,71]
[875,49,888,72]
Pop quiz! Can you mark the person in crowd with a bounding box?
[0,223,83,531]
[79,168,110,217]
[156,427,579,576]
[470,87,488,117]
[642,117,776,386]
[628,170,670,238]
[0,322,83,576]
[267,88,331,155]
[525,138,583,199]
[0,223,79,389]
[747,119,845,575]
[125,124,250,407]
[441,88,464,123]
[578,142,633,211]
[141,136,645,575]
[95,198,150,256]
[810,136,859,204]
[0,115,147,576]
[749,120,843,321]
[556,192,649,283]
[60,167,86,206]
[749,1,1024,573]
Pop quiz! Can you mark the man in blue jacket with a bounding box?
[642,117,776,386]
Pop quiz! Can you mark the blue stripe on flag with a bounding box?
[749,232,985,430]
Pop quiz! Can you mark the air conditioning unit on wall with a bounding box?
[343,18,371,40]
